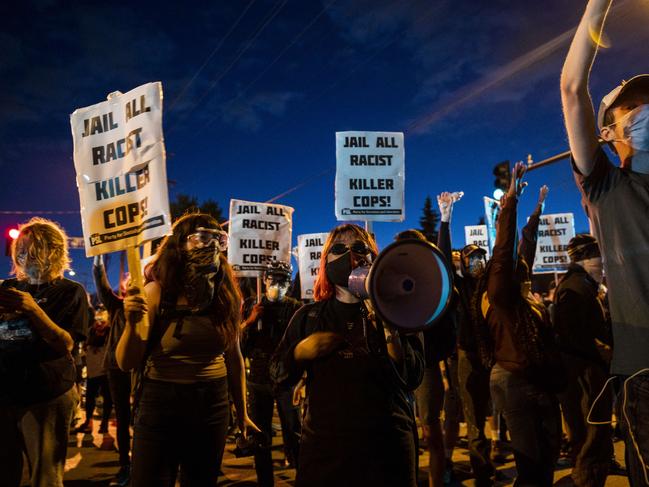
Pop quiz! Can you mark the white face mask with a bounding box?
[266,284,287,302]
[609,104,649,152]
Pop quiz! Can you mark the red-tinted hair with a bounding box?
[313,224,378,301]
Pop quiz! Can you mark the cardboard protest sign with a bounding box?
[297,232,328,300]
[464,225,490,259]
[335,131,405,221]
[532,213,575,274]
[483,196,500,253]
[228,199,294,277]
[70,82,171,257]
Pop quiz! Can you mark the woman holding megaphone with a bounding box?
[271,223,424,487]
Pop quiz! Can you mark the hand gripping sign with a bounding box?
[228,199,294,277]
[335,131,405,222]
[70,82,171,258]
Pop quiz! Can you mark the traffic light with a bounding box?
[493,161,511,191]
[5,227,19,257]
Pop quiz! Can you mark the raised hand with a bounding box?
[507,161,528,198]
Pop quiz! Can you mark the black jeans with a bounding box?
[248,381,301,486]
[107,368,131,467]
[490,364,561,487]
[558,354,612,487]
[85,375,113,426]
[617,372,649,487]
[131,377,229,487]
[458,349,494,485]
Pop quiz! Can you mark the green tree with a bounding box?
[419,196,440,242]
[170,193,224,223]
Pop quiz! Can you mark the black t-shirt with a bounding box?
[242,296,301,384]
[572,148,649,375]
[0,278,89,406]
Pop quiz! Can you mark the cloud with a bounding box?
[220,91,303,132]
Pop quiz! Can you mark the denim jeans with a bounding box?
[618,372,649,487]
[248,381,301,486]
[0,386,79,487]
[458,349,494,485]
[490,363,561,487]
[131,377,229,487]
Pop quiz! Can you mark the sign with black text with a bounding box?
[297,232,328,299]
[335,131,405,221]
[464,225,490,259]
[228,199,294,277]
[70,82,171,256]
[533,213,575,274]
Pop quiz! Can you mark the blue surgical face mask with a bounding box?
[611,104,649,152]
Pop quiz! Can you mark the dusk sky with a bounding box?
[2,0,649,290]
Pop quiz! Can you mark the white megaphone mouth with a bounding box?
[347,239,453,332]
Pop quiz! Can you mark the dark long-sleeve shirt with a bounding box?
[92,263,126,370]
[486,195,529,371]
[554,264,611,369]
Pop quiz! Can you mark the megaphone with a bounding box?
[348,239,453,333]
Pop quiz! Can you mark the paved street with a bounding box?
[27,409,630,486]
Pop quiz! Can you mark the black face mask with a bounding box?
[183,246,222,312]
[325,252,353,287]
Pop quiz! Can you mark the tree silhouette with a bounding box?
[419,196,440,243]
[170,193,225,223]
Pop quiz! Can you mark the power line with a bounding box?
[208,0,338,127]
[167,0,289,135]
[166,0,259,113]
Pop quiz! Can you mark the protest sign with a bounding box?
[297,232,328,299]
[464,225,490,259]
[70,82,171,257]
[532,213,575,274]
[335,131,405,221]
[483,196,500,253]
[228,199,294,277]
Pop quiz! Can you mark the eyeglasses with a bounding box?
[329,241,372,256]
[187,227,229,251]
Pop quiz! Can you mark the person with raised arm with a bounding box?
[561,3,649,484]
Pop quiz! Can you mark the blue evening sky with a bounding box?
[2,0,649,290]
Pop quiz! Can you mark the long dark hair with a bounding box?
[470,260,553,369]
[146,213,241,347]
[468,261,495,369]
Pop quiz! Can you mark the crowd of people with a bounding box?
[1,1,649,486]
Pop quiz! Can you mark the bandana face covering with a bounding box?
[183,246,221,312]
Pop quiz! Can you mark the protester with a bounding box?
[561,2,649,484]
[75,304,113,436]
[241,261,302,486]
[454,240,496,485]
[0,217,89,487]
[92,255,132,486]
[554,234,613,487]
[270,223,424,487]
[116,213,259,487]
[484,163,563,486]
[395,224,450,487]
